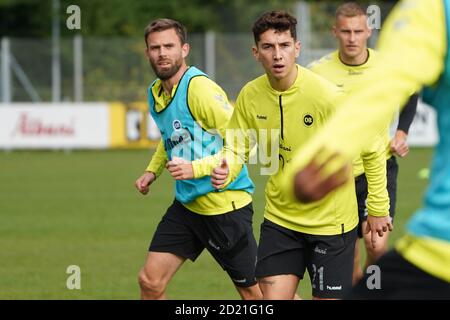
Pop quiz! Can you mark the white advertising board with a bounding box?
[0,103,110,149]
[408,100,439,147]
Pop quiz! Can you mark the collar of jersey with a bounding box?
[151,79,179,113]
[264,64,304,95]
[335,49,376,70]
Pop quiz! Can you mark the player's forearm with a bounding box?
[397,93,419,134]
[286,0,444,182]
[221,146,245,186]
[145,140,168,178]
[365,177,390,217]
[192,145,244,182]
[191,153,222,178]
[216,125,253,185]
[362,147,389,217]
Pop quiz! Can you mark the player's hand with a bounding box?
[166,156,194,180]
[293,152,351,203]
[365,215,393,249]
[211,159,229,190]
[390,130,409,157]
[135,171,156,195]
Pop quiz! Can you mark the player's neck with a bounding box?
[339,49,369,66]
[268,65,298,92]
[160,63,189,96]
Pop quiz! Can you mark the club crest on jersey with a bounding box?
[164,127,193,153]
[173,120,182,130]
[303,114,314,127]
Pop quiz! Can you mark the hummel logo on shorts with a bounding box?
[208,239,220,251]
[327,285,342,291]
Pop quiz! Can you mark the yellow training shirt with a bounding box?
[308,49,389,217]
[309,48,392,176]
[193,65,358,235]
[283,0,449,281]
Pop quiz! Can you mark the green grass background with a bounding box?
[0,148,433,299]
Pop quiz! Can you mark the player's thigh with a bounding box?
[307,227,357,299]
[258,274,300,300]
[140,251,186,285]
[149,200,204,262]
[255,219,306,299]
[202,203,258,288]
[234,283,262,300]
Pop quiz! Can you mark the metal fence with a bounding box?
[0,33,353,103]
[0,1,395,103]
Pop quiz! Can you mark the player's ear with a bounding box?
[332,25,338,38]
[252,45,259,61]
[295,40,301,58]
[182,43,190,59]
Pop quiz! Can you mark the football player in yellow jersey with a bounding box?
[308,2,418,284]
[168,10,386,300]
[286,0,450,299]
[134,18,262,300]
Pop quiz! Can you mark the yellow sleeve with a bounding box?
[187,76,233,135]
[191,86,254,186]
[186,76,243,179]
[361,136,389,217]
[221,91,256,182]
[145,139,168,177]
[282,0,446,192]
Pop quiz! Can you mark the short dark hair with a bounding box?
[144,18,187,47]
[335,2,367,19]
[252,10,297,44]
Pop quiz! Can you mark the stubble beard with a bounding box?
[150,57,183,80]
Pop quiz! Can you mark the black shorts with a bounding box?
[355,156,398,238]
[348,249,450,299]
[149,200,257,287]
[255,219,357,299]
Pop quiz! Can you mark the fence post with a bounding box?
[74,34,83,102]
[296,1,311,66]
[1,37,11,103]
[52,0,61,102]
[205,31,216,80]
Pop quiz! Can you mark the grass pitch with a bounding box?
[0,148,432,299]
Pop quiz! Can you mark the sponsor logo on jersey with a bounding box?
[164,127,193,152]
[348,70,363,76]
